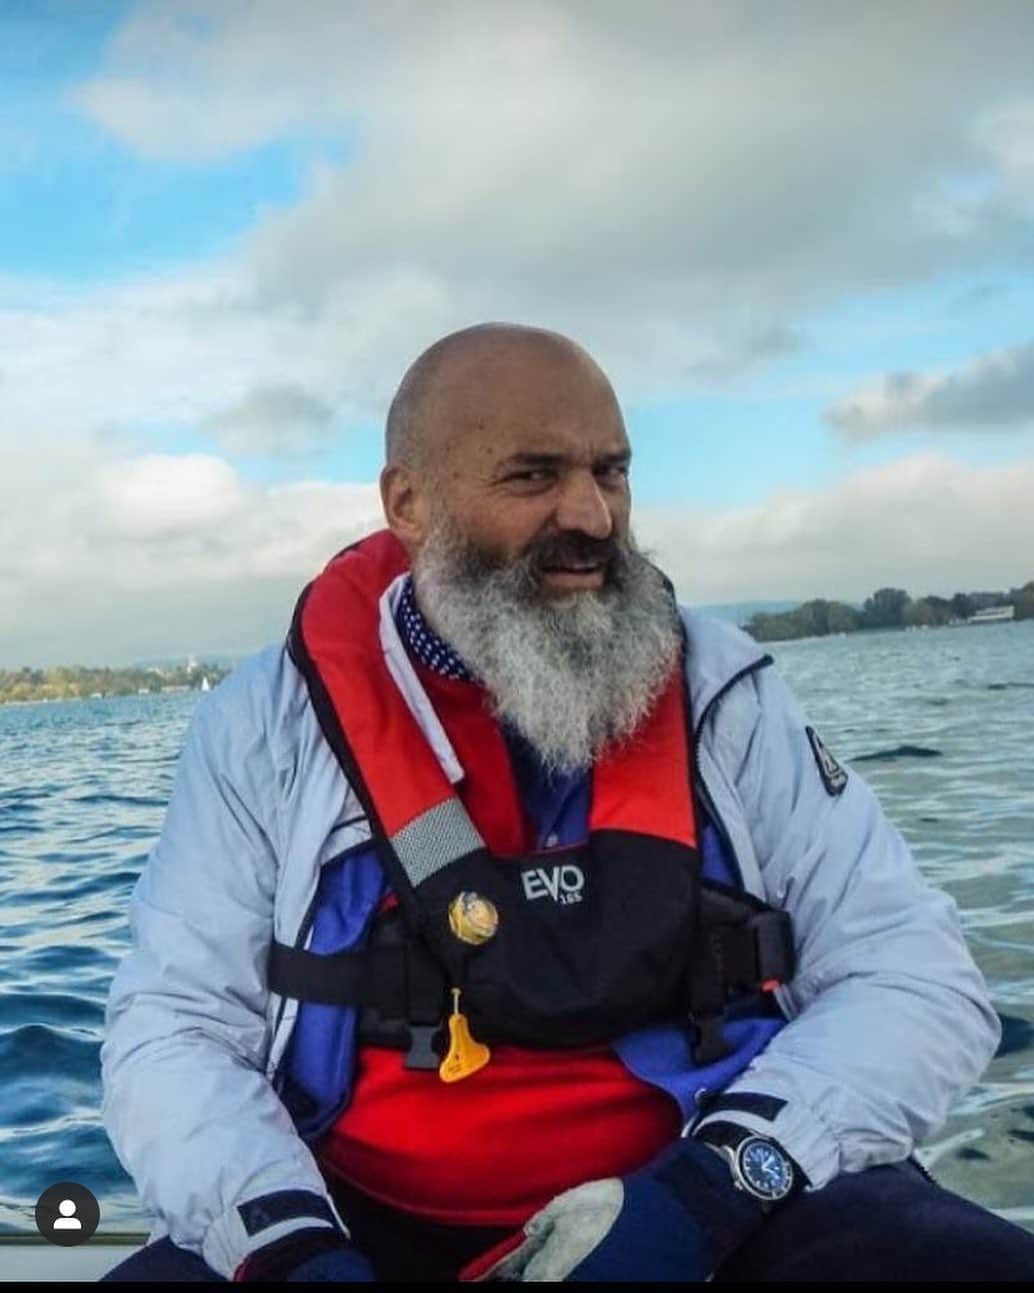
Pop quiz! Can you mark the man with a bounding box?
[101,324,1034,1282]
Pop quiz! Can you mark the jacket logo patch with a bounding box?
[521,863,585,905]
[806,726,848,797]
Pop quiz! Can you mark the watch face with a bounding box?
[738,1138,794,1201]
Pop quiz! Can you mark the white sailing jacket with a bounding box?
[100,600,1001,1277]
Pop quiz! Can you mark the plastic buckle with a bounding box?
[403,1024,441,1071]
[750,910,795,987]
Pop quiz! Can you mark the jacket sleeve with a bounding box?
[100,670,347,1278]
[692,662,1001,1188]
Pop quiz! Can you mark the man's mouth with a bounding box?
[539,561,606,588]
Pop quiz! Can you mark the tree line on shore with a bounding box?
[0,661,229,705]
[745,580,1034,643]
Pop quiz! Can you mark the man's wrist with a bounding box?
[694,1121,803,1211]
[645,1134,768,1269]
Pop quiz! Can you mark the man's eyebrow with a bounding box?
[496,449,632,471]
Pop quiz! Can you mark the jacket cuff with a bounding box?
[234,1226,353,1282]
[201,1188,349,1280]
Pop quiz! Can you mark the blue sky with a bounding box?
[1,1,1033,663]
[0,3,331,281]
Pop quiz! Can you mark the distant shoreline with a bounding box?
[0,662,228,707]
[743,580,1033,644]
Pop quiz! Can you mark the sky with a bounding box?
[2,0,1033,666]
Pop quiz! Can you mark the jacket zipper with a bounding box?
[692,654,773,891]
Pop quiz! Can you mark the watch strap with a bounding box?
[694,1120,804,1205]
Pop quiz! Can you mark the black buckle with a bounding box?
[748,911,795,989]
[403,1024,442,1071]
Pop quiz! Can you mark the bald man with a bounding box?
[101,325,1034,1283]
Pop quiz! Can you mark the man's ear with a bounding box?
[380,463,429,550]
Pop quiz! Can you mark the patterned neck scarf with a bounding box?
[395,575,474,682]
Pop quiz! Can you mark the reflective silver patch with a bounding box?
[391,798,484,886]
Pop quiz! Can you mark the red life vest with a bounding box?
[271,530,794,1066]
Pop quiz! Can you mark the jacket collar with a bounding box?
[680,607,771,726]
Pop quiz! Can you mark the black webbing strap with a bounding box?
[687,927,731,1065]
[267,940,408,1011]
[268,894,794,1069]
[268,932,448,1069]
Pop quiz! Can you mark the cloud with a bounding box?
[94,454,243,536]
[826,340,1034,437]
[685,323,804,382]
[71,0,346,163]
[0,442,383,665]
[639,454,1034,606]
[75,455,383,583]
[976,98,1034,210]
[1,445,1030,665]
[0,264,382,442]
[62,0,1034,397]
[204,384,338,455]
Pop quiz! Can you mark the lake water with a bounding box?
[0,620,1032,1235]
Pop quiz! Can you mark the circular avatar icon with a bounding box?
[448,892,499,945]
[35,1181,100,1246]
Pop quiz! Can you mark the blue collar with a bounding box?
[395,576,474,682]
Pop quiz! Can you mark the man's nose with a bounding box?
[554,470,614,540]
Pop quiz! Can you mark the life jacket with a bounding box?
[269,531,794,1075]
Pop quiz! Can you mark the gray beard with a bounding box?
[411,523,682,774]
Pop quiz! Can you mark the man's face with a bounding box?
[417,352,633,597]
[385,334,679,770]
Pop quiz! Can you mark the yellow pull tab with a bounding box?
[439,988,491,1083]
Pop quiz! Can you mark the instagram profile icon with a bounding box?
[35,1181,100,1246]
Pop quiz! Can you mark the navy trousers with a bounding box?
[101,1162,1034,1282]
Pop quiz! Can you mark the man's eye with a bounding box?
[510,469,554,483]
[596,464,629,481]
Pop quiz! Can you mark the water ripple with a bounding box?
[772,622,1034,1226]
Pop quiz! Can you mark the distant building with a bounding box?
[964,605,1015,625]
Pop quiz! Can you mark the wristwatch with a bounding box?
[696,1122,800,1211]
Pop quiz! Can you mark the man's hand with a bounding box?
[461,1136,765,1282]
